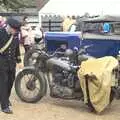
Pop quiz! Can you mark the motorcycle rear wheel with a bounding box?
[15,69,47,103]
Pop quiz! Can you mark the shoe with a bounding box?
[2,107,13,114]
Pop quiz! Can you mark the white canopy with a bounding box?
[39,0,120,16]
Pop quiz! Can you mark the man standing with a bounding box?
[0,18,22,114]
[103,22,111,33]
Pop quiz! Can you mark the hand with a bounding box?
[16,63,24,69]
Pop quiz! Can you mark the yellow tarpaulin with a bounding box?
[77,56,118,113]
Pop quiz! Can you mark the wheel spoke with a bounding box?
[20,73,41,99]
[35,87,40,91]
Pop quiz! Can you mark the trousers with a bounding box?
[0,68,15,109]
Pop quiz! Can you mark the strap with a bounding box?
[0,35,13,54]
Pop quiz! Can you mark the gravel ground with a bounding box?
[0,87,119,120]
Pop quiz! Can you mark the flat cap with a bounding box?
[7,18,21,30]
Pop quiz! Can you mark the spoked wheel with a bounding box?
[15,68,47,103]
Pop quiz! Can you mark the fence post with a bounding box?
[49,19,51,31]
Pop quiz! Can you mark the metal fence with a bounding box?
[41,15,95,32]
[41,15,63,32]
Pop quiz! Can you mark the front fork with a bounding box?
[44,71,56,96]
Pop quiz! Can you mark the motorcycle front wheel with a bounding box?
[15,68,47,103]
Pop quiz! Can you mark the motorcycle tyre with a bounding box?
[15,69,47,103]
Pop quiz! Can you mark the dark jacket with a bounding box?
[0,28,21,70]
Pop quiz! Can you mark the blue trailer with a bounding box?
[44,15,120,57]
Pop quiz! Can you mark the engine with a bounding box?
[41,48,83,99]
[50,57,81,99]
[53,65,80,88]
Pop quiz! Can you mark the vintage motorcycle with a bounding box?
[15,46,119,112]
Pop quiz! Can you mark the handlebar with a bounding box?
[36,44,93,58]
[36,49,65,58]
[78,44,93,55]
[83,45,93,49]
